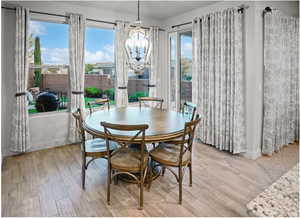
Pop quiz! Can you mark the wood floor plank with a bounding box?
[39,191,59,217]
[9,196,41,217]
[56,198,77,217]
[1,142,299,217]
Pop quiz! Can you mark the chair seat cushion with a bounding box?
[110,148,148,172]
[85,138,117,156]
[150,143,191,167]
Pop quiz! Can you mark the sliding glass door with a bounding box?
[169,30,192,111]
[179,31,192,106]
[169,33,178,111]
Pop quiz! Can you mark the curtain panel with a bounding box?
[11,7,30,152]
[149,26,159,99]
[68,13,86,143]
[262,11,299,155]
[192,8,246,153]
[157,30,169,109]
[115,21,129,108]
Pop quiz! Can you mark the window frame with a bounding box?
[179,29,192,107]
[28,16,117,116]
[84,23,116,111]
[28,17,70,116]
[168,27,192,112]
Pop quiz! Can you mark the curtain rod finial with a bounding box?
[264,7,272,12]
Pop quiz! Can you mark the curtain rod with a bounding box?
[171,6,246,29]
[1,6,165,31]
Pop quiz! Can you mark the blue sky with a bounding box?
[30,20,191,65]
[181,35,192,59]
[30,20,115,64]
[85,27,114,53]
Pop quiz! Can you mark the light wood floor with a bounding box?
[2,142,299,217]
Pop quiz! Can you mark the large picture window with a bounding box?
[28,20,69,114]
[84,26,115,109]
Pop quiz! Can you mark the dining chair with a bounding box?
[138,97,164,110]
[87,98,110,115]
[72,108,117,189]
[148,114,201,204]
[101,121,149,209]
[160,102,197,176]
[181,101,197,121]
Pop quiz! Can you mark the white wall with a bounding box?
[1,1,161,157]
[162,1,298,159]
[162,1,298,28]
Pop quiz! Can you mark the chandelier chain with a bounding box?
[137,0,140,21]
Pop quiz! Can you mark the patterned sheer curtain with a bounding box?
[115,21,129,108]
[11,7,30,152]
[262,11,299,155]
[192,8,246,153]
[149,26,159,99]
[68,13,86,143]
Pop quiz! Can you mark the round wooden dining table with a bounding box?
[83,106,190,183]
[83,106,190,143]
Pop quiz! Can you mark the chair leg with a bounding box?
[178,166,183,205]
[114,172,118,185]
[139,170,144,210]
[189,162,192,187]
[107,165,111,205]
[148,160,153,191]
[152,143,156,149]
[162,166,166,176]
[82,154,86,190]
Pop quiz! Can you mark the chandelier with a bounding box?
[125,0,151,74]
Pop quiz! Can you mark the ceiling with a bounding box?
[68,1,219,20]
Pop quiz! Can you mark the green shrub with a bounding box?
[184,75,192,81]
[85,87,102,97]
[104,88,115,100]
[128,91,148,102]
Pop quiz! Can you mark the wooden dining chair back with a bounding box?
[181,101,197,121]
[72,108,117,190]
[87,98,110,115]
[72,108,85,141]
[149,114,201,204]
[180,114,200,156]
[138,97,163,110]
[101,122,149,209]
[162,102,197,147]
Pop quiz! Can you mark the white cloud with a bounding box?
[41,48,69,64]
[39,44,115,65]
[29,21,46,36]
[103,44,114,54]
[182,42,192,57]
[85,44,114,64]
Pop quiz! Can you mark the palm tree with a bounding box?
[34,36,42,87]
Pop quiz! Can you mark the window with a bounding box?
[28,20,69,114]
[168,30,192,111]
[169,34,177,110]
[128,68,149,104]
[180,31,192,105]
[84,26,115,109]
